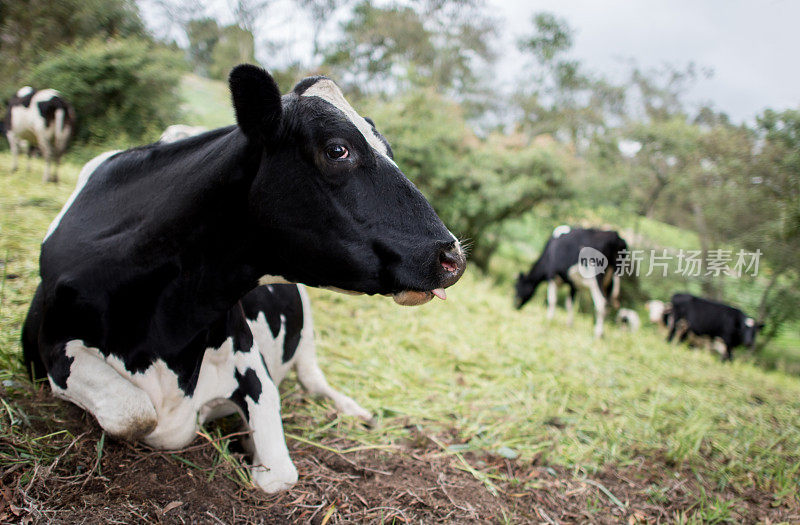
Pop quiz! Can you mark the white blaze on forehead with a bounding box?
[301,79,392,160]
[16,86,34,97]
[745,317,755,328]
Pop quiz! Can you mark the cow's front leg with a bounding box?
[565,285,577,326]
[588,276,607,338]
[38,139,56,183]
[8,134,19,172]
[232,351,297,493]
[546,280,557,320]
[49,341,158,440]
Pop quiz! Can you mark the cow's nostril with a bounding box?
[439,250,460,274]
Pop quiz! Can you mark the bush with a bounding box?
[31,38,185,147]
[363,89,569,270]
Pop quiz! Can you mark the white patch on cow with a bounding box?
[577,246,608,279]
[43,150,120,242]
[50,341,158,440]
[616,308,641,332]
[744,317,755,328]
[33,88,59,102]
[553,225,571,238]
[259,274,294,285]
[645,300,666,324]
[566,263,608,338]
[160,124,208,143]
[16,86,34,97]
[301,79,394,163]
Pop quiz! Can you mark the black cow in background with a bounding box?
[515,226,628,338]
[667,293,763,361]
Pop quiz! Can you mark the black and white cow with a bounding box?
[666,293,763,361]
[22,65,465,492]
[4,86,75,182]
[515,226,627,338]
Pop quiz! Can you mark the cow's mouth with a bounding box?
[392,288,447,306]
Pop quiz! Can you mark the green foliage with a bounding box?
[207,25,257,81]
[30,38,185,147]
[363,89,568,270]
[0,0,145,97]
[518,12,573,63]
[323,0,497,116]
[515,12,626,148]
[186,18,221,77]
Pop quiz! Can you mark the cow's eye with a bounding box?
[325,144,349,160]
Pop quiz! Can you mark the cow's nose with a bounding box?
[438,242,466,288]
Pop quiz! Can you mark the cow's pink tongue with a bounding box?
[431,288,447,300]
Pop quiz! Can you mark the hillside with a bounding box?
[1,152,798,522]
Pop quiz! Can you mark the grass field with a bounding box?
[1,150,799,522]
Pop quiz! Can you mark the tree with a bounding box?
[207,25,257,80]
[363,89,568,270]
[745,109,800,342]
[186,18,220,76]
[323,0,497,116]
[515,12,626,149]
[294,0,351,65]
[0,0,145,96]
[31,38,184,146]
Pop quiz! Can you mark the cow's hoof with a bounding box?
[251,463,298,493]
[337,397,372,421]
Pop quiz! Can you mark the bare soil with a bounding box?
[1,385,797,524]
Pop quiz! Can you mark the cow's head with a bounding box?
[230,65,465,305]
[742,317,764,348]
[514,272,539,310]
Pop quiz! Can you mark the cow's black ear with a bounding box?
[757,322,765,330]
[229,64,282,140]
[517,272,524,280]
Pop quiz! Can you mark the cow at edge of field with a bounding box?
[514,226,628,338]
[4,86,75,182]
[159,124,209,143]
[667,293,763,361]
[22,65,466,493]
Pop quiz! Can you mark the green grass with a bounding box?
[2,152,799,517]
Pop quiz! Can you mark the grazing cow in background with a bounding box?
[5,86,75,182]
[515,226,627,338]
[667,293,763,361]
[23,65,465,492]
[616,308,641,332]
[159,124,208,143]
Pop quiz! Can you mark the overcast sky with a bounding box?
[144,0,799,124]
[489,0,800,124]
